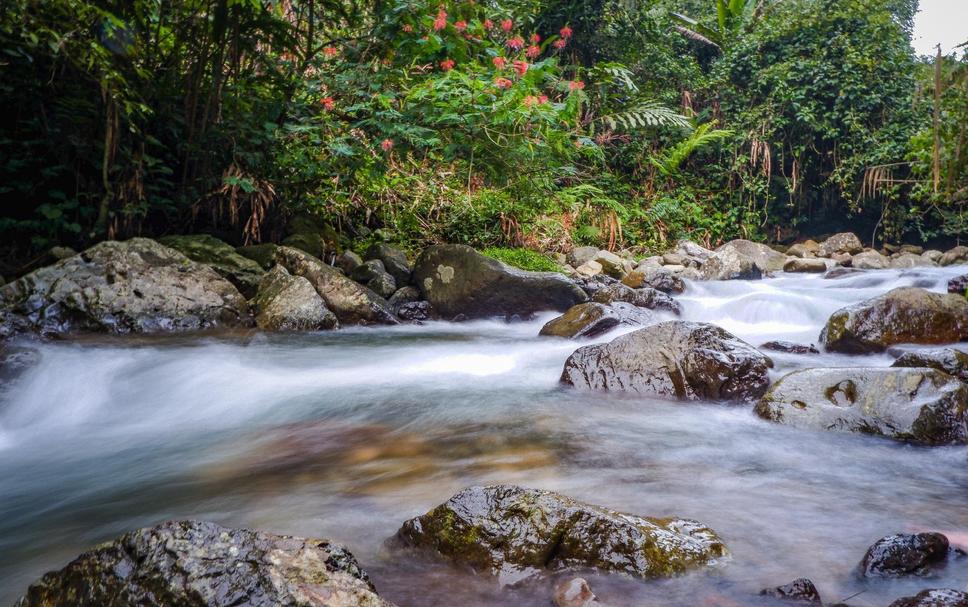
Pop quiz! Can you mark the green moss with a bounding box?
[482,247,563,273]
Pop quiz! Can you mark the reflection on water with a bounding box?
[1,267,967,606]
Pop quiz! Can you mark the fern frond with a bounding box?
[650,122,734,176]
[600,101,691,131]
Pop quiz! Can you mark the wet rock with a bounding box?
[851,250,891,270]
[0,238,248,335]
[366,243,412,286]
[252,266,338,331]
[940,246,968,267]
[336,250,364,274]
[567,246,600,268]
[754,367,968,445]
[576,260,603,278]
[591,283,681,315]
[158,234,265,298]
[759,578,822,604]
[394,485,727,584]
[759,341,819,354]
[824,267,863,279]
[859,532,951,578]
[892,348,968,382]
[16,520,393,607]
[236,243,279,270]
[276,246,397,326]
[397,300,435,322]
[949,274,967,295]
[414,245,587,320]
[818,233,864,257]
[892,253,937,268]
[622,267,686,294]
[560,321,772,402]
[700,247,763,281]
[784,258,828,273]
[554,577,597,607]
[820,287,968,353]
[718,239,788,273]
[888,589,968,607]
[540,303,621,339]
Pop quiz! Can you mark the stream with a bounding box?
[1,267,967,606]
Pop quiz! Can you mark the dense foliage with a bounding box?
[0,0,964,271]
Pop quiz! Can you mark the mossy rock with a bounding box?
[158,234,265,298]
[251,266,338,331]
[236,243,280,271]
[283,214,343,260]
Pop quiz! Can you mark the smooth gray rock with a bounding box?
[718,239,787,273]
[818,233,864,257]
[252,266,337,331]
[700,247,762,281]
[365,243,412,286]
[567,246,600,268]
[940,246,968,267]
[591,283,681,315]
[851,250,890,270]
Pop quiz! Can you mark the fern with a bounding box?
[650,122,734,176]
[600,101,692,131]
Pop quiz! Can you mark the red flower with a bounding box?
[539,94,549,104]
[454,20,467,31]
[483,19,494,29]
[440,58,456,71]
[530,33,541,43]
[568,80,585,90]
[526,45,540,58]
[522,95,539,108]
[559,25,573,38]
[433,9,447,31]
[381,139,394,152]
[512,60,528,77]
[507,36,524,50]
[494,77,513,89]
[323,46,338,58]
[492,56,507,69]
[321,96,335,111]
[501,19,513,33]
[402,24,414,33]
[553,39,567,50]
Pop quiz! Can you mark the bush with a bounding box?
[482,247,563,272]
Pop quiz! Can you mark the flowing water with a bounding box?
[1,267,967,606]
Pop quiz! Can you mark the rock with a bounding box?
[353,262,397,299]
[924,250,944,262]
[576,260,603,278]
[663,252,686,266]
[859,532,952,578]
[851,250,890,270]
[609,301,656,326]
[718,239,788,272]
[783,258,828,273]
[366,272,397,299]
[591,283,681,315]
[394,485,727,584]
[252,266,338,331]
[275,246,397,326]
[940,246,968,267]
[892,348,968,381]
[824,267,863,279]
[901,244,925,255]
[397,300,435,322]
[236,243,279,270]
[759,578,822,604]
[892,252,937,268]
[0,238,248,335]
[948,274,967,295]
[48,246,77,260]
[830,252,854,266]
[413,245,587,320]
[553,578,597,607]
[820,287,968,353]
[818,233,864,257]
[388,285,421,309]
[282,214,341,260]
[594,250,627,278]
[634,255,663,270]
[560,321,772,402]
[888,589,968,607]
[754,367,968,445]
[759,341,819,354]
[786,243,817,258]
[674,240,714,265]
[540,303,621,339]
[622,267,686,294]
[568,246,600,268]
[16,520,393,607]
[159,234,265,298]
[336,250,364,274]
[700,247,763,281]
[365,243,412,286]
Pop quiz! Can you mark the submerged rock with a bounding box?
[394,485,727,584]
[413,245,587,319]
[859,532,952,578]
[820,287,968,353]
[0,238,248,335]
[540,303,621,339]
[759,578,822,604]
[158,234,265,298]
[759,341,819,354]
[888,589,968,607]
[252,266,338,331]
[700,247,763,281]
[16,520,393,607]
[892,348,968,382]
[560,321,772,402]
[590,283,681,314]
[754,367,968,445]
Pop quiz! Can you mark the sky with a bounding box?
[911,0,967,56]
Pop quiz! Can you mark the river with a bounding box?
[1,267,967,606]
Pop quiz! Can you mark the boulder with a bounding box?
[567,246,599,268]
[397,300,435,322]
[818,233,864,257]
[949,274,967,295]
[754,367,968,445]
[622,267,685,294]
[901,244,925,255]
[540,303,621,339]
[575,260,603,278]
[889,589,968,607]
[16,520,393,607]
[820,287,968,353]
[591,283,681,315]
[718,239,788,273]
[700,247,762,281]
[553,578,597,607]
[924,249,944,262]
[940,246,968,267]
[336,250,364,274]
[158,234,265,298]
[593,250,627,278]
[413,245,587,319]
[0,238,248,335]
[560,321,772,402]
[858,532,952,578]
[236,243,279,270]
[759,341,819,354]
[388,285,421,309]
[282,214,341,260]
[851,250,890,270]
[674,240,714,265]
[252,266,338,331]
[892,348,968,382]
[352,260,397,299]
[786,243,817,258]
[892,253,936,268]
[784,258,828,273]
[275,246,397,326]
[759,578,822,604]
[365,243,412,286]
[394,485,727,584]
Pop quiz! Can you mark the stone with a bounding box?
[830,252,853,266]
[576,260,603,278]
[560,321,772,402]
[397,300,435,322]
[365,243,412,286]
[159,234,265,298]
[892,252,937,268]
[553,578,597,607]
[700,247,763,281]
[282,214,341,260]
[0,238,248,335]
[47,246,77,260]
[759,341,819,354]
[594,250,627,278]
[16,520,393,607]
[892,348,968,381]
[754,367,968,445]
[252,266,338,331]
[900,244,925,255]
[413,245,587,320]
[236,243,279,270]
[623,267,686,294]
[674,240,714,264]
[924,250,944,262]
[759,578,822,604]
[540,303,621,339]
[818,233,864,257]
[948,274,967,295]
[851,250,890,270]
[336,250,364,274]
[858,532,952,578]
[591,283,681,314]
[717,239,788,272]
[786,243,816,259]
[820,287,968,353]
[783,258,828,273]
[394,485,727,584]
[888,589,968,607]
[367,271,398,299]
[275,246,397,326]
[388,285,421,309]
[940,246,968,267]
[567,246,600,268]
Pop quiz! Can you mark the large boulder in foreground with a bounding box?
[414,245,587,319]
[252,266,338,331]
[394,485,727,584]
[158,234,265,298]
[820,287,968,353]
[889,589,968,607]
[0,238,248,335]
[754,367,968,445]
[560,321,772,402]
[16,520,393,607]
[276,246,397,326]
[858,532,952,578]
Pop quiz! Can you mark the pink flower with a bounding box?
[568,80,585,90]
[559,25,573,39]
[440,58,456,71]
[494,77,513,89]
[507,36,524,50]
[483,19,494,30]
[526,45,540,58]
[539,94,549,104]
[530,33,541,43]
[433,9,447,31]
[454,20,467,31]
[402,24,414,33]
[522,95,540,108]
[553,39,567,50]
[323,46,338,58]
[512,60,528,77]
[492,56,507,69]
[501,19,513,33]
[381,139,394,152]
[321,96,335,111]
